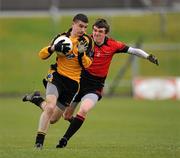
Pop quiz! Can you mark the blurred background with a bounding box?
[0,0,180,99]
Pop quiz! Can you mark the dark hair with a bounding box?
[73,13,88,23]
[93,18,110,33]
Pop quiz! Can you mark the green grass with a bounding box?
[0,13,180,94]
[0,97,180,158]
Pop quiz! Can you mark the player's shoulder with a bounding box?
[83,33,93,42]
[107,37,119,44]
[79,33,93,46]
[83,33,90,37]
[107,37,125,46]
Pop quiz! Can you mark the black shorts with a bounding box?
[74,70,106,102]
[48,71,79,106]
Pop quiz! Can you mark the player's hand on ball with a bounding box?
[54,40,71,55]
[78,40,88,56]
[147,54,159,66]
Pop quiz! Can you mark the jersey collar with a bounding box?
[94,36,108,47]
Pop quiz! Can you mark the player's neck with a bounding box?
[70,32,76,38]
[95,40,104,46]
[70,30,79,38]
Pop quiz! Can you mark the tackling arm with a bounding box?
[127,47,159,65]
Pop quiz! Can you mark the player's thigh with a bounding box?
[46,82,59,107]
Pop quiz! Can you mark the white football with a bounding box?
[53,36,73,55]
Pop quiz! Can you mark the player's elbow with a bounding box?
[39,52,47,60]
[38,46,51,60]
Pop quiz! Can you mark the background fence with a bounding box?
[1,0,180,10]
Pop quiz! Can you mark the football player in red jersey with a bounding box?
[55,18,159,148]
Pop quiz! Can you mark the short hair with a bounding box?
[93,18,110,33]
[73,13,89,23]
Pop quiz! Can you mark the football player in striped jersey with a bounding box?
[23,13,93,149]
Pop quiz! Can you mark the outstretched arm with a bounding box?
[127,47,159,66]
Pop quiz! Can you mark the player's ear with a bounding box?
[72,22,75,27]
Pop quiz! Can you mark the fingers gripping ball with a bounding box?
[53,36,73,56]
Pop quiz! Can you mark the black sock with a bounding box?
[35,132,46,145]
[68,116,75,123]
[63,114,85,140]
[31,97,44,107]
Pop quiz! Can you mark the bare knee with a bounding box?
[77,99,96,117]
[78,112,87,118]
[45,94,57,116]
[77,107,89,118]
[45,104,55,116]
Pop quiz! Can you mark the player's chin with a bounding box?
[78,32,84,36]
[94,37,102,43]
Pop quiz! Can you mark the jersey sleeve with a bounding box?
[38,46,53,60]
[114,41,129,53]
[38,34,61,60]
[81,54,93,68]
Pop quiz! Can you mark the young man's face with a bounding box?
[92,26,107,45]
[72,20,88,37]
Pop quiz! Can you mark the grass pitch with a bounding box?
[0,97,180,158]
[0,13,180,157]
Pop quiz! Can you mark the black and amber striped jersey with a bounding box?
[38,28,94,83]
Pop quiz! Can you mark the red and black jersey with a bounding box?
[75,37,129,102]
[86,36,129,78]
